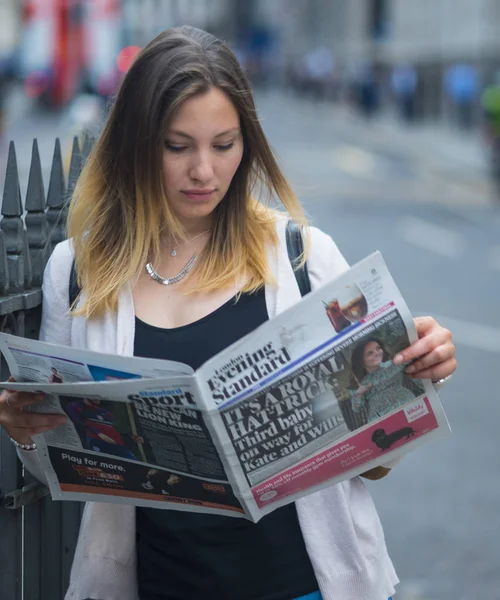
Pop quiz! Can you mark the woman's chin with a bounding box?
[172,204,218,226]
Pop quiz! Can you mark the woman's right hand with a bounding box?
[0,384,67,446]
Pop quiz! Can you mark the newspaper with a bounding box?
[0,251,451,522]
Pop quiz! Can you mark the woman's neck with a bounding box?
[176,214,215,237]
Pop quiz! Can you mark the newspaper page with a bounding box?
[0,336,246,516]
[0,333,194,383]
[5,375,246,517]
[197,251,451,521]
[0,251,451,522]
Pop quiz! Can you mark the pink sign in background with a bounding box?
[253,397,438,508]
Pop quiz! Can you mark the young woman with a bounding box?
[0,26,456,600]
[350,337,423,423]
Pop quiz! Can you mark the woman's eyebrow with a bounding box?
[167,128,241,139]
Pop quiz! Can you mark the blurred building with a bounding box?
[6,0,236,110]
[122,0,233,46]
[260,0,500,126]
[0,0,21,64]
[373,0,500,125]
[0,0,20,134]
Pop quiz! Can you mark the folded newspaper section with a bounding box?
[0,337,193,383]
[196,250,450,520]
[0,251,450,522]
[209,308,439,518]
[42,377,245,516]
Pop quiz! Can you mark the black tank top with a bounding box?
[134,288,318,600]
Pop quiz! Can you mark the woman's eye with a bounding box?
[165,143,188,153]
[214,143,234,152]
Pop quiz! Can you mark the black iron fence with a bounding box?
[0,137,89,600]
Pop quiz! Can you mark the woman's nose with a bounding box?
[189,151,214,182]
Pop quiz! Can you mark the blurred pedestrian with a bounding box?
[445,63,480,129]
[0,26,457,600]
[352,60,380,118]
[304,47,334,100]
[481,70,500,185]
[391,63,418,122]
[481,70,500,138]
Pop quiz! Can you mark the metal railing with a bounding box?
[0,137,89,600]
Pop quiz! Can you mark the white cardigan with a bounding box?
[21,219,399,600]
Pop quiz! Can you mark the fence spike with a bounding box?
[0,142,26,292]
[46,139,67,247]
[25,139,45,212]
[81,133,93,163]
[46,138,65,209]
[1,141,23,218]
[23,228,33,290]
[25,140,50,287]
[0,230,10,296]
[67,136,82,201]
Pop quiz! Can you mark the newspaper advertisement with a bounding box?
[0,251,451,522]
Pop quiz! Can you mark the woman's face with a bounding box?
[162,87,244,231]
[362,341,384,371]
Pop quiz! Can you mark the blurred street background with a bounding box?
[1,1,499,599]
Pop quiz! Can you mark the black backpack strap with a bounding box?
[286,220,311,297]
[69,259,80,307]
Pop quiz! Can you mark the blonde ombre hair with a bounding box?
[68,26,308,317]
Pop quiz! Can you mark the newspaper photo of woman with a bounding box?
[48,367,63,384]
[350,337,423,423]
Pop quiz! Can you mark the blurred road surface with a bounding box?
[1,88,499,600]
[259,91,500,600]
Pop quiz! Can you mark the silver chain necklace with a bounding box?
[145,230,210,285]
[146,253,198,285]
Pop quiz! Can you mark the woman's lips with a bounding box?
[182,190,215,201]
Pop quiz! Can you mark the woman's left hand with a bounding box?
[393,316,456,382]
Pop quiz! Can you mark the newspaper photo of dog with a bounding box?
[371,426,416,451]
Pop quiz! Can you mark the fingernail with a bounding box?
[393,353,404,365]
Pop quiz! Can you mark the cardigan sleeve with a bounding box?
[39,239,74,345]
[17,241,75,483]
